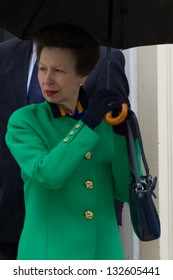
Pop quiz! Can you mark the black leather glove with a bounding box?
[82,89,130,130]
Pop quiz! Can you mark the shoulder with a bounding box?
[0,38,32,59]
[8,102,48,126]
[0,38,20,53]
[110,48,125,65]
[100,46,124,58]
[100,46,122,55]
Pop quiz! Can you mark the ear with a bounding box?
[79,75,87,86]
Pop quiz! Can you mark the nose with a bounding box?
[44,70,54,85]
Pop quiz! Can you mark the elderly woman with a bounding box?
[6,24,130,260]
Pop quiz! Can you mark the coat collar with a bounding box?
[48,87,89,119]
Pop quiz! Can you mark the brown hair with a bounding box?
[33,24,100,76]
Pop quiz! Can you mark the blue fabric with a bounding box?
[27,63,44,104]
[74,109,84,120]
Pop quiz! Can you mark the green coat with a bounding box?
[6,101,131,260]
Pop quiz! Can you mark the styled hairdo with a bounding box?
[33,24,100,76]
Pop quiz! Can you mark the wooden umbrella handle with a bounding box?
[104,103,128,125]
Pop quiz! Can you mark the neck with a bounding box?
[58,103,76,116]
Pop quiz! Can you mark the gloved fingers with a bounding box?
[96,89,119,97]
[103,96,125,109]
[95,89,128,100]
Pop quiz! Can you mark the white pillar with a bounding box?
[157,45,173,259]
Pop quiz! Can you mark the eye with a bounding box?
[55,69,65,74]
[38,66,46,72]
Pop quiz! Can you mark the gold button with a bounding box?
[63,137,68,142]
[85,152,92,159]
[69,130,74,135]
[85,211,94,220]
[75,123,80,129]
[85,181,93,189]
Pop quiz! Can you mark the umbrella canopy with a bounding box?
[0,0,173,49]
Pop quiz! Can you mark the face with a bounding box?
[38,47,86,113]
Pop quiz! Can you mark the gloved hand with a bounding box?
[82,89,130,130]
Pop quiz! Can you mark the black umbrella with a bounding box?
[1,0,173,125]
[0,0,173,49]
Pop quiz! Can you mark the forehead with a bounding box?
[39,47,76,65]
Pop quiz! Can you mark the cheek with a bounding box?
[68,75,82,87]
[59,78,71,89]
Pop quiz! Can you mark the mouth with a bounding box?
[45,90,58,97]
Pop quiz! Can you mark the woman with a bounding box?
[6,24,131,260]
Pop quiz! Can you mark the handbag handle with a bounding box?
[104,103,128,125]
[126,111,157,195]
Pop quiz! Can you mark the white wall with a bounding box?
[157,45,173,259]
[121,45,173,260]
[137,46,160,259]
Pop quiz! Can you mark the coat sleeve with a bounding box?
[6,109,100,190]
[84,47,129,98]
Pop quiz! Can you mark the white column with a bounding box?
[120,45,173,260]
[136,44,173,259]
[157,45,173,259]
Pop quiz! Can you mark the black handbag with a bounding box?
[126,111,161,241]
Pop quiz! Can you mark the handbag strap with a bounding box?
[126,117,141,185]
[126,111,157,195]
[128,111,149,175]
